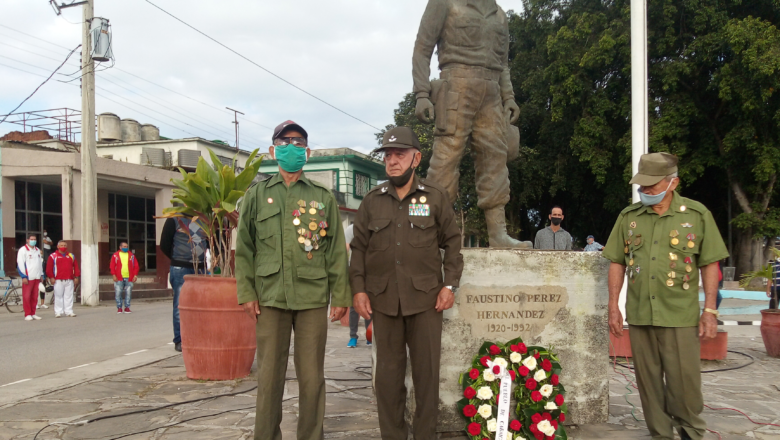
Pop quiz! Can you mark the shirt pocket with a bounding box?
[447,14,482,48]
[489,20,508,53]
[255,262,281,302]
[411,273,440,294]
[366,275,389,296]
[295,263,328,302]
[255,204,281,263]
[368,219,392,251]
[409,217,437,248]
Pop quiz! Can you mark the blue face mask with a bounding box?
[273,144,308,173]
[121,247,129,252]
[30,240,37,247]
[639,179,674,206]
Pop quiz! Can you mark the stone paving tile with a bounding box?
[2,323,780,439]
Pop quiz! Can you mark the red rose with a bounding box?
[469,368,479,380]
[510,420,522,431]
[551,374,559,386]
[496,393,500,404]
[531,391,543,402]
[541,359,553,372]
[509,370,516,381]
[542,413,552,421]
[480,356,491,367]
[552,420,559,430]
[559,413,566,423]
[489,345,501,355]
[519,366,530,377]
[534,352,540,359]
[534,432,544,440]
[545,436,554,440]
[467,422,482,436]
[518,343,528,353]
[555,394,564,406]
[510,344,518,352]
[463,404,477,418]
[525,378,537,390]
[531,413,542,424]
[493,365,501,374]
[529,423,539,433]
[464,387,476,399]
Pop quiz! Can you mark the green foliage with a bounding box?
[161,148,263,277]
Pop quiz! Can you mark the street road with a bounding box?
[0,300,173,385]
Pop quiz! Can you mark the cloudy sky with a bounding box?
[0,0,522,154]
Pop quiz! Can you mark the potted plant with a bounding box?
[740,247,780,357]
[161,148,264,380]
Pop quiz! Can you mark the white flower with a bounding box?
[534,369,547,382]
[510,352,522,363]
[487,418,497,432]
[478,404,493,418]
[476,386,493,400]
[515,436,527,440]
[494,357,508,369]
[540,384,554,398]
[545,401,559,411]
[483,369,496,382]
[537,420,556,437]
[522,356,538,371]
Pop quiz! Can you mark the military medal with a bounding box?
[630,221,637,229]
[411,198,417,204]
[671,238,679,246]
[628,230,633,237]
[686,233,696,249]
[267,198,273,204]
[670,262,677,269]
[683,274,691,282]
[684,256,693,273]
[666,279,675,287]
[307,251,313,260]
[681,223,693,228]
[298,200,306,207]
[680,205,687,212]
[669,253,678,261]
[420,196,427,203]
[293,209,302,226]
[309,220,318,231]
[629,258,634,266]
[634,238,641,246]
[298,236,305,244]
[670,230,679,246]
[667,271,676,279]
[683,282,690,290]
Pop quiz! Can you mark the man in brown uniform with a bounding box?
[413,0,527,248]
[350,127,464,439]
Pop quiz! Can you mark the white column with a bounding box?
[631,0,649,203]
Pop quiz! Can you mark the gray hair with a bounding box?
[665,172,678,182]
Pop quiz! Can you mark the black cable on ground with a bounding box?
[614,350,755,373]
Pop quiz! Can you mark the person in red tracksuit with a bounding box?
[46,240,80,318]
[109,241,139,314]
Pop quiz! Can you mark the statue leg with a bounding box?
[471,80,531,249]
[426,135,467,203]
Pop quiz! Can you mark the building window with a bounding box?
[353,171,371,199]
[108,193,157,271]
[14,180,63,250]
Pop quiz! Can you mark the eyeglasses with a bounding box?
[273,137,307,147]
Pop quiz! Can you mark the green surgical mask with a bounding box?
[273,144,308,173]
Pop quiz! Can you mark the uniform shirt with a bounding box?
[17,244,43,279]
[412,0,514,102]
[584,242,604,252]
[46,251,80,280]
[235,173,350,310]
[603,192,729,327]
[350,175,464,317]
[534,226,573,250]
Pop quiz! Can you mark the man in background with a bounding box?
[584,235,604,252]
[38,229,54,309]
[345,223,371,348]
[17,233,43,321]
[110,241,139,314]
[534,206,573,250]
[46,240,80,318]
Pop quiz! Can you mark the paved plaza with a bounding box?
[0,301,779,439]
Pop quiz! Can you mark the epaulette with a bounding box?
[310,179,331,192]
[419,178,447,195]
[366,182,390,196]
[620,202,644,215]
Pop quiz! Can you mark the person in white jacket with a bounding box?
[17,234,44,321]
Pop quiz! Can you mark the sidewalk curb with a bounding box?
[0,343,179,408]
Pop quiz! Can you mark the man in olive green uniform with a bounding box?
[603,153,729,440]
[350,127,464,440]
[413,0,528,248]
[236,120,350,440]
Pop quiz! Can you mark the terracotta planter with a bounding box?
[179,275,256,380]
[761,309,780,357]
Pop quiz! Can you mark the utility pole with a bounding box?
[226,107,244,152]
[80,0,99,306]
[630,0,649,203]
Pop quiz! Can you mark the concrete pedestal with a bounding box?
[405,249,610,432]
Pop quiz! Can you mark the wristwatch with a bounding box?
[703,307,719,318]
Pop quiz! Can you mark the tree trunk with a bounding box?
[734,227,764,277]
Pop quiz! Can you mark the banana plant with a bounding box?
[160,147,263,277]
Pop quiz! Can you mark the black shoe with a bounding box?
[679,429,692,440]
[175,342,182,352]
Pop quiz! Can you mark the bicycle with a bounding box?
[1,278,23,313]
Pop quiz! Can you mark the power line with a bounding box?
[0,44,81,126]
[143,0,382,131]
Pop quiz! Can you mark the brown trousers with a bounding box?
[373,307,443,440]
[629,325,706,440]
[254,306,328,440]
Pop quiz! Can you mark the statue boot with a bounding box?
[485,207,533,249]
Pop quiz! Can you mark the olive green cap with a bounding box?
[374,126,421,153]
[629,152,679,186]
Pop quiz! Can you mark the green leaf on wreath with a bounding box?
[560,403,568,413]
[478,341,493,356]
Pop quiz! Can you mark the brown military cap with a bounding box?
[374,127,421,153]
[629,152,679,186]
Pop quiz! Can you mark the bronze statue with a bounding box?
[413,0,529,248]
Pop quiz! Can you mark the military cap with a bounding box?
[374,127,421,153]
[629,152,679,187]
[273,120,308,141]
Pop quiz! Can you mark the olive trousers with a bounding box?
[629,325,706,440]
[373,307,443,440]
[254,306,328,440]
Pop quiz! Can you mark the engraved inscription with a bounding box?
[457,285,568,340]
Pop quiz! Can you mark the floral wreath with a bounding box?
[458,337,568,440]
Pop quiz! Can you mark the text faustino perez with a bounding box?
[457,285,569,339]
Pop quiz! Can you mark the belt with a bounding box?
[440,64,501,81]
